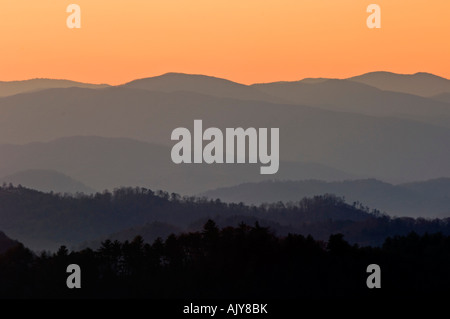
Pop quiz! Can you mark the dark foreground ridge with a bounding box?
[1,221,450,299]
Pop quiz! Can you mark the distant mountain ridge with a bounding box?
[252,78,450,127]
[348,71,450,97]
[3,71,448,99]
[123,72,284,103]
[200,178,450,218]
[0,78,109,97]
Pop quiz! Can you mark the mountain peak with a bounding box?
[122,72,284,102]
[125,72,243,85]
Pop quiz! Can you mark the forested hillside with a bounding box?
[1,185,450,251]
[1,222,449,299]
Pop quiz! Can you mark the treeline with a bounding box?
[1,221,450,299]
[1,184,450,250]
[0,184,377,247]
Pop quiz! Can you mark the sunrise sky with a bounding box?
[1,0,449,85]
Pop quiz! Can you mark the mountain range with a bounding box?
[0,71,449,206]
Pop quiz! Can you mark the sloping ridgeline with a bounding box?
[0,184,449,251]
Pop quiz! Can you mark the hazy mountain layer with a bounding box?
[1,85,450,183]
[432,92,450,104]
[0,136,353,195]
[252,78,450,127]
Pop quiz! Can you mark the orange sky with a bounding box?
[0,0,449,85]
